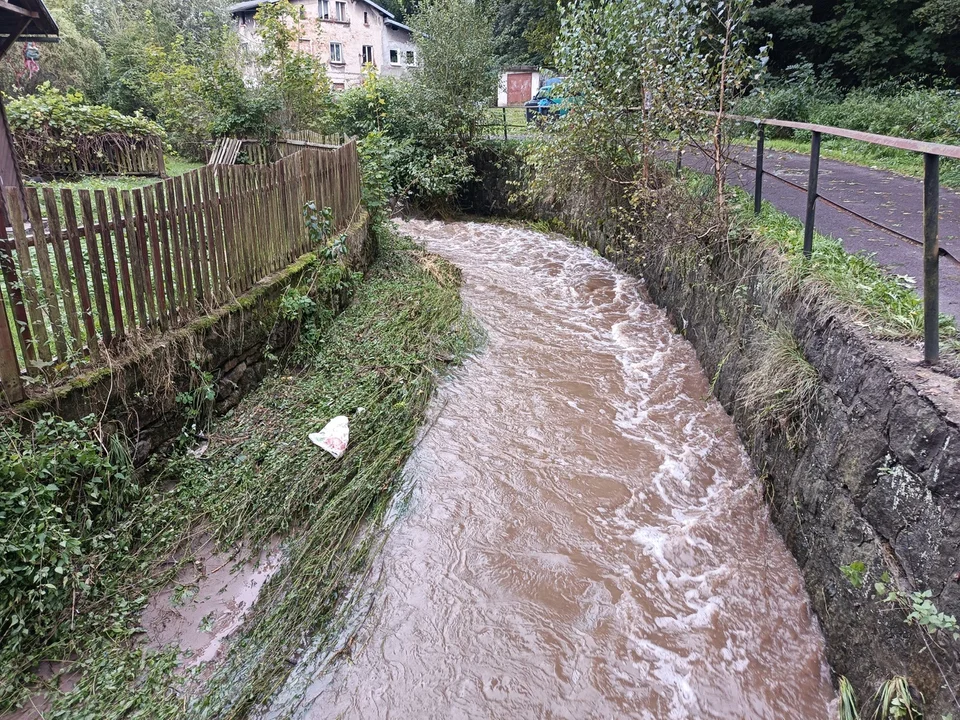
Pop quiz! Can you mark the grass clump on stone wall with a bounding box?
[739,326,819,449]
[1,229,479,718]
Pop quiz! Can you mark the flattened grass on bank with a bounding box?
[1,230,480,717]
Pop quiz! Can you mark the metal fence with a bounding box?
[714,112,960,366]
[0,139,361,403]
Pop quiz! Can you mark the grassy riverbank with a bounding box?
[1,230,479,717]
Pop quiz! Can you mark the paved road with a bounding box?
[691,146,960,321]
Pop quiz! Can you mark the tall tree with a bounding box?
[748,0,960,85]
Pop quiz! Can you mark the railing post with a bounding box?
[675,147,682,177]
[803,130,821,258]
[754,123,765,215]
[503,107,508,142]
[923,152,940,365]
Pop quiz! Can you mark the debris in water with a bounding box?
[309,416,350,459]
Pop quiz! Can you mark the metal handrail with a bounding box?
[715,111,954,365]
[722,112,960,161]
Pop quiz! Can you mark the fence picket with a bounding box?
[142,189,168,330]
[42,188,81,351]
[189,171,214,305]
[94,191,125,343]
[0,204,34,365]
[204,167,228,297]
[79,190,113,347]
[162,180,186,315]
[6,188,51,364]
[153,182,178,322]
[61,189,100,361]
[121,190,149,329]
[217,166,239,294]
[132,189,157,326]
[108,189,136,334]
[173,176,195,306]
[25,188,67,360]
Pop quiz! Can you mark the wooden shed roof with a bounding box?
[0,0,59,44]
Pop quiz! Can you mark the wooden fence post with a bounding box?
[0,282,23,403]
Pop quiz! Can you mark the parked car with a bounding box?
[524,77,569,123]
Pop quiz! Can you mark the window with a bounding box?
[318,0,329,19]
[405,50,415,65]
[335,1,346,21]
[362,45,374,65]
[389,49,399,64]
[329,42,343,64]
[333,82,346,91]
[363,10,369,24]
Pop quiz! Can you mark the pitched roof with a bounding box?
[0,0,59,44]
[229,0,398,20]
[385,18,411,32]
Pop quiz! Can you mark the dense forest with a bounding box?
[484,0,960,86]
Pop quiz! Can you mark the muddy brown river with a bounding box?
[272,220,836,719]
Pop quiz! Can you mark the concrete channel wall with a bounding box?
[464,148,960,715]
[14,212,373,463]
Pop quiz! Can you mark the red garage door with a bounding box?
[507,73,533,106]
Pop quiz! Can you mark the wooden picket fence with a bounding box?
[15,134,167,178]
[0,139,361,403]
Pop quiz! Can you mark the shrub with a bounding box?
[737,63,842,136]
[6,83,165,175]
[738,70,960,144]
[0,415,136,652]
[338,71,475,211]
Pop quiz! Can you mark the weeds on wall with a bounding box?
[278,202,361,356]
[739,326,819,449]
[839,676,862,720]
[838,467,960,719]
[873,677,923,720]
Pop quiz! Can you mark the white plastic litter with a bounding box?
[309,416,350,459]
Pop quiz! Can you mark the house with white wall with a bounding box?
[229,0,417,89]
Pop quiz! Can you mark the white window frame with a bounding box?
[389,49,399,65]
[362,45,374,65]
[318,0,329,19]
[329,42,343,64]
[335,1,346,21]
[404,50,416,66]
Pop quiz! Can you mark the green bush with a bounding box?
[0,415,136,652]
[813,86,960,141]
[738,70,960,144]
[7,83,166,175]
[337,71,474,210]
[736,63,842,136]
[7,82,164,140]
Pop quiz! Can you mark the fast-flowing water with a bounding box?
[289,220,835,719]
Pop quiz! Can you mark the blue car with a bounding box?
[524,77,568,123]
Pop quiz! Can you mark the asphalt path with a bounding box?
[690,145,960,321]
